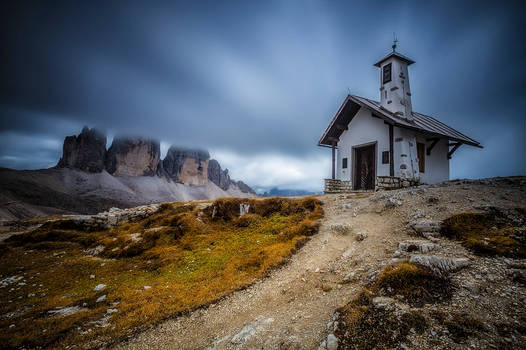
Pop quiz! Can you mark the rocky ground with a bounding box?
[113,176,526,350]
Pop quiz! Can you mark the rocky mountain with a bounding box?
[0,127,255,220]
[56,126,107,172]
[105,137,160,176]
[54,127,254,194]
[162,147,210,185]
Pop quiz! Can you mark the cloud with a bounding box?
[211,149,331,192]
[0,1,525,190]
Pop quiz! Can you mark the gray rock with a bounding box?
[326,334,339,350]
[356,231,368,241]
[48,306,86,317]
[231,317,274,344]
[411,220,440,233]
[331,224,351,235]
[409,255,470,276]
[93,284,106,291]
[385,197,402,208]
[398,240,437,253]
[56,126,106,172]
[372,296,396,309]
[96,294,106,303]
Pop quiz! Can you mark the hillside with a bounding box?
[0,177,525,349]
[0,168,253,220]
[116,176,526,350]
[0,197,323,349]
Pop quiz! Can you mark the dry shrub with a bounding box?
[374,262,452,306]
[205,197,323,222]
[6,228,97,248]
[232,213,261,227]
[169,212,202,238]
[336,289,427,350]
[280,219,319,241]
[441,211,526,258]
[335,261,455,349]
[442,313,484,342]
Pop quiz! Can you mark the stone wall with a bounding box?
[325,177,420,193]
[377,176,419,190]
[324,179,353,193]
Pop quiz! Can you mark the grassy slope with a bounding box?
[0,197,323,349]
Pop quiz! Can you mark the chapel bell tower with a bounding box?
[374,39,415,121]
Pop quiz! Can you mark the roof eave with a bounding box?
[373,52,415,67]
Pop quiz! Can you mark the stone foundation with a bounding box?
[377,176,419,190]
[324,179,353,193]
[325,177,420,193]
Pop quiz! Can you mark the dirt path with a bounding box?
[114,193,409,350]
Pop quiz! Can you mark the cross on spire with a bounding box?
[392,33,398,52]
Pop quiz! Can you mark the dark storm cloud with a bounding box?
[1,0,525,189]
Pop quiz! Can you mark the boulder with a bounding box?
[356,231,368,241]
[105,137,160,176]
[56,126,106,172]
[398,240,437,253]
[163,147,210,185]
[409,255,470,276]
[411,220,441,238]
[326,334,339,350]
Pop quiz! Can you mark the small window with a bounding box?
[382,151,389,164]
[342,157,348,169]
[383,63,392,84]
[417,143,425,173]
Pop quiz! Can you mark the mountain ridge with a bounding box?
[0,127,256,220]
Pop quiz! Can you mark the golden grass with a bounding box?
[0,197,323,349]
[441,210,526,258]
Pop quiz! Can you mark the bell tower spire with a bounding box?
[374,40,415,121]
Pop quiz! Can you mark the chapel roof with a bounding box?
[318,94,482,148]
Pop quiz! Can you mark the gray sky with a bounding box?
[1,0,525,191]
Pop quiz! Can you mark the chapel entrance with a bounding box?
[353,144,375,190]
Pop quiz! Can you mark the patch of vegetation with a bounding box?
[431,310,485,342]
[334,261,454,349]
[374,262,452,307]
[335,289,428,350]
[0,197,323,349]
[441,209,526,258]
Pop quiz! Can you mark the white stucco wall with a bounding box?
[335,111,449,185]
[336,107,390,183]
[393,127,449,184]
[415,135,449,184]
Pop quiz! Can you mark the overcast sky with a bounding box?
[1,0,525,191]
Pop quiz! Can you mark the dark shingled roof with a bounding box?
[373,51,415,67]
[318,94,482,148]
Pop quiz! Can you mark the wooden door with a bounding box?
[354,145,375,190]
[417,142,425,173]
